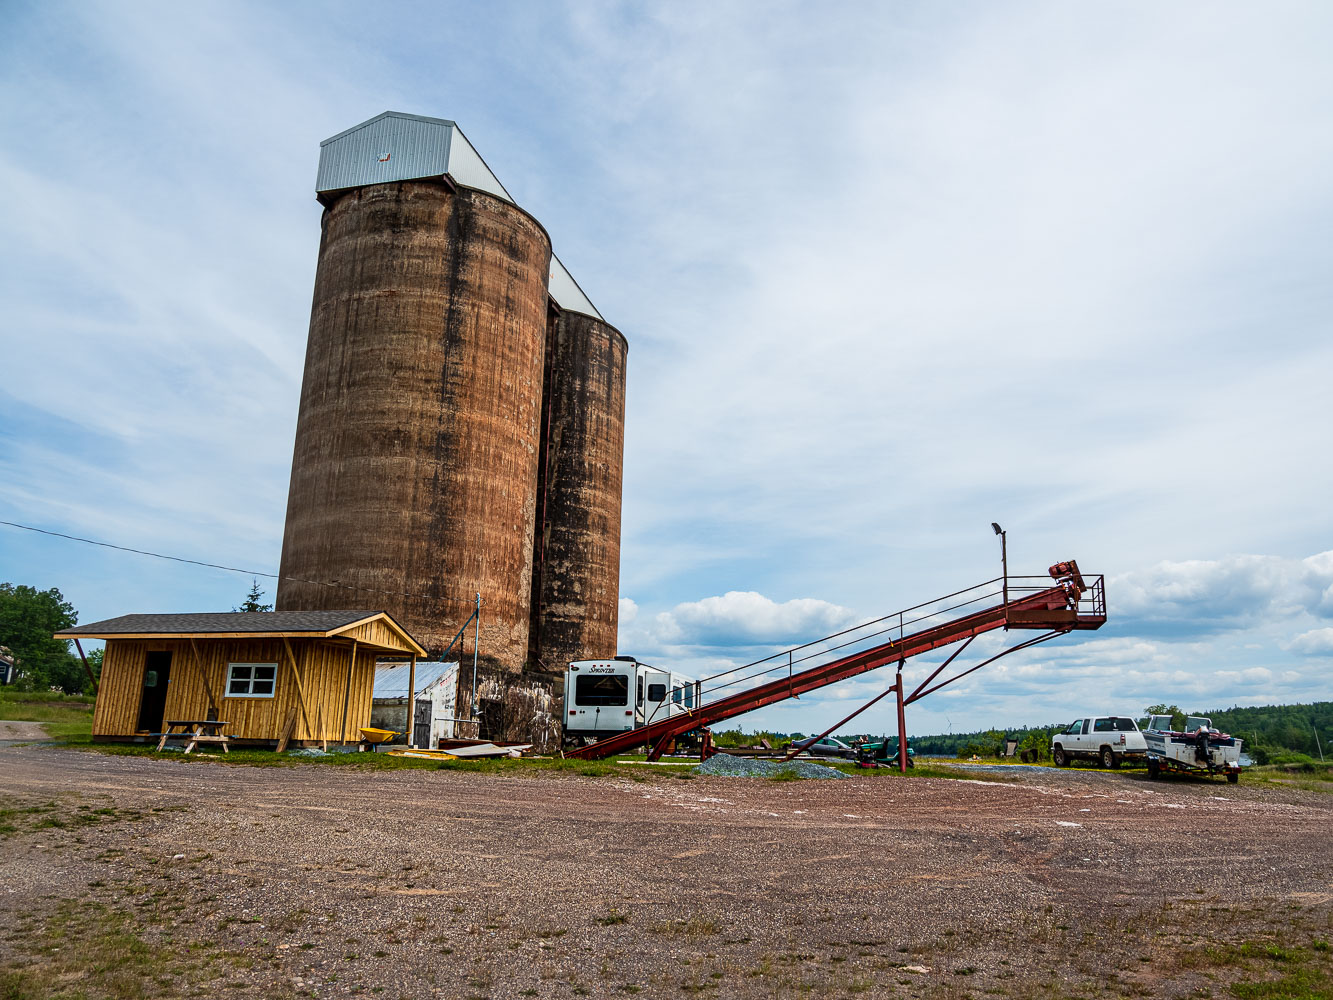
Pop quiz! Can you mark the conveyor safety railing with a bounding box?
[565,561,1106,761]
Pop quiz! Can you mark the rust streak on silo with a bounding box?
[277,180,551,669]
[529,308,628,672]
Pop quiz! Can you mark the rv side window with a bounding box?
[684,685,694,709]
[672,686,682,705]
[575,674,629,706]
[647,683,666,702]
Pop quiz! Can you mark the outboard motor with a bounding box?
[1195,726,1211,763]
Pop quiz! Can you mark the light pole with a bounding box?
[991,522,1008,610]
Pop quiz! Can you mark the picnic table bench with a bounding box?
[156,720,231,754]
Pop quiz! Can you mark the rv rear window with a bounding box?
[575,674,628,706]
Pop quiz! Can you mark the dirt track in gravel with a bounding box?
[1,747,1329,999]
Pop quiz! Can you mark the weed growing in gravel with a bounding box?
[596,909,629,926]
[3,899,228,998]
[652,917,719,938]
[0,795,149,838]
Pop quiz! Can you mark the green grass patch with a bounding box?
[69,741,658,777]
[0,898,224,998]
[0,688,95,739]
[1231,967,1333,999]
[0,796,149,839]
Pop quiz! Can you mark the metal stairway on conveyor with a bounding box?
[565,560,1106,763]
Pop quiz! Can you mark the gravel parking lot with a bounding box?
[1,746,1329,999]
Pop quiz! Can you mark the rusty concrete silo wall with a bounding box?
[276,180,551,669]
[528,308,628,672]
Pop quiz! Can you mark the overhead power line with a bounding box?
[0,520,480,607]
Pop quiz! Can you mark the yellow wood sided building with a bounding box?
[57,610,427,746]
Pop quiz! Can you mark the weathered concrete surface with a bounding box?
[277,181,551,668]
[469,664,562,751]
[529,310,627,672]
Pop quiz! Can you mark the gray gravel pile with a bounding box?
[695,752,848,779]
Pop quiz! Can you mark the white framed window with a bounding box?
[227,662,277,698]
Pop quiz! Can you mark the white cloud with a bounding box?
[1287,628,1333,657]
[1111,552,1333,635]
[621,590,857,650]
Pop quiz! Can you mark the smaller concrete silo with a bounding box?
[528,257,628,674]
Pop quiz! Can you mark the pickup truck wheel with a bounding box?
[1053,747,1068,767]
[1099,747,1115,768]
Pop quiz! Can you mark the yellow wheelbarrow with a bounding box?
[358,727,400,751]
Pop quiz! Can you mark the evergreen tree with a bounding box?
[234,580,273,614]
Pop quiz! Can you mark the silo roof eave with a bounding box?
[320,111,457,147]
[448,123,516,203]
[548,253,606,322]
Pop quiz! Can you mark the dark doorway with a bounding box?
[136,652,172,733]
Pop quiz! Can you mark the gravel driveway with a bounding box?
[1,746,1328,999]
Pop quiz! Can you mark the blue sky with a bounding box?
[2,1,1330,736]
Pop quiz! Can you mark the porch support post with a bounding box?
[406,654,418,748]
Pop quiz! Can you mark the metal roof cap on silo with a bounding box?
[316,111,514,203]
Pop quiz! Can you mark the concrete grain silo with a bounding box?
[276,113,551,670]
[528,257,628,673]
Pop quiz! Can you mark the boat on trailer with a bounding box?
[1144,715,1243,783]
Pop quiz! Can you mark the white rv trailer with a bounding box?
[563,656,699,744]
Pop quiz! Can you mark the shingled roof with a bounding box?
[55,610,426,656]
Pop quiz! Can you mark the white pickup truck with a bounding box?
[1051,716,1148,768]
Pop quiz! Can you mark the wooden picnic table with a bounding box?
[156,720,231,754]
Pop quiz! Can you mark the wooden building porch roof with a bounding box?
[55,610,426,656]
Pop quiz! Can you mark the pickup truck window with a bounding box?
[1112,718,1137,732]
[1081,719,1091,735]
[1093,718,1116,733]
[1064,721,1082,735]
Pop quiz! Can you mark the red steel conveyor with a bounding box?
[565,562,1105,761]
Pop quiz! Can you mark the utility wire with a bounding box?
[0,520,480,607]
